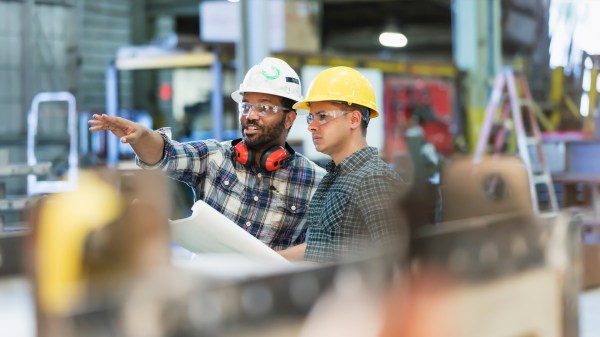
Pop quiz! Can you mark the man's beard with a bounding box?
[242,116,286,150]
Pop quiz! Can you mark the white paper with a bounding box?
[169,200,288,263]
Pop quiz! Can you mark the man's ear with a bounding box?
[285,111,297,129]
[349,110,362,130]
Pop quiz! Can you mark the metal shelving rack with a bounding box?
[0,162,51,232]
[105,50,224,166]
[0,91,77,232]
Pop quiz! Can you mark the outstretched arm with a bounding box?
[88,114,165,165]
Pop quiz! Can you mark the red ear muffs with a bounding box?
[233,140,288,171]
[234,141,254,167]
[261,146,288,171]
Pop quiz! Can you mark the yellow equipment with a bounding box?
[32,169,172,317]
[36,171,123,315]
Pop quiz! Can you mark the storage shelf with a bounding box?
[0,163,52,177]
[0,197,31,212]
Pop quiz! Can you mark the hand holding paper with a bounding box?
[169,200,288,263]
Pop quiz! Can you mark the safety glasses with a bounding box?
[238,102,290,117]
[306,110,352,125]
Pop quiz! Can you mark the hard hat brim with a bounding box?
[293,98,379,118]
[231,88,302,105]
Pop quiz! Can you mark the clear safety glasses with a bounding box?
[238,102,290,117]
[306,110,352,125]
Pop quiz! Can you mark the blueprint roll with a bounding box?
[169,200,288,263]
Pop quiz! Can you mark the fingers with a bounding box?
[88,114,108,132]
[88,114,122,126]
[88,114,130,134]
[89,126,104,132]
[88,120,113,132]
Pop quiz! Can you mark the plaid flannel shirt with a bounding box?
[137,129,326,250]
[304,147,407,262]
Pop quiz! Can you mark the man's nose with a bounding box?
[246,109,260,120]
[307,119,318,131]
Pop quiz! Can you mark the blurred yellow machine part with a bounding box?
[36,171,123,315]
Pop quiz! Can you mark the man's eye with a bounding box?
[317,112,328,120]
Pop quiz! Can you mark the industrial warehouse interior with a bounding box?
[1,0,600,336]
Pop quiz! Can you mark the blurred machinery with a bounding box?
[0,156,589,337]
[25,209,582,337]
[474,68,558,215]
[384,76,456,161]
[384,76,456,227]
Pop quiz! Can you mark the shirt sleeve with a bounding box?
[135,129,171,169]
[136,129,224,189]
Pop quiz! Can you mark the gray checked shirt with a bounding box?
[304,147,407,262]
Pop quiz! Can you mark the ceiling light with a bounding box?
[379,32,408,48]
[227,0,240,2]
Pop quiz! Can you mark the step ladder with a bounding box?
[474,67,559,215]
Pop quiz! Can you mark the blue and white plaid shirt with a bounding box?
[137,129,326,250]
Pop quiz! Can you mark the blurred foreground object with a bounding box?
[13,160,583,336]
[298,210,580,337]
[37,210,581,337]
[27,169,172,337]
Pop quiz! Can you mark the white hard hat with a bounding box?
[231,57,302,104]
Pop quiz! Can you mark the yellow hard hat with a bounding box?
[293,66,379,118]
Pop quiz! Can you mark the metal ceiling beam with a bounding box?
[146,0,200,17]
[324,0,450,4]
[324,0,399,2]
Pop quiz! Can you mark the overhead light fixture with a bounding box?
[379,32,408,48]
[379,20,407,48]
[227,0,240,2]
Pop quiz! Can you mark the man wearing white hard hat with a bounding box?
[89,57,325,250]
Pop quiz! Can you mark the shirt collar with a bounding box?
[279,142,297,169]
[325,147,378,174]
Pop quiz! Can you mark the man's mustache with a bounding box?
[243,121,262,129]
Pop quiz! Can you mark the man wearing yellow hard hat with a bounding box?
[279,66,408,263]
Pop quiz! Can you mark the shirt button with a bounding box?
[245,221,251,227]
[224,180,230,186]
[253,196,259,201]
[291,205,297,211]
[257,173,262,178]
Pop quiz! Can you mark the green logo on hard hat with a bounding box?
[262,66,280,80]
